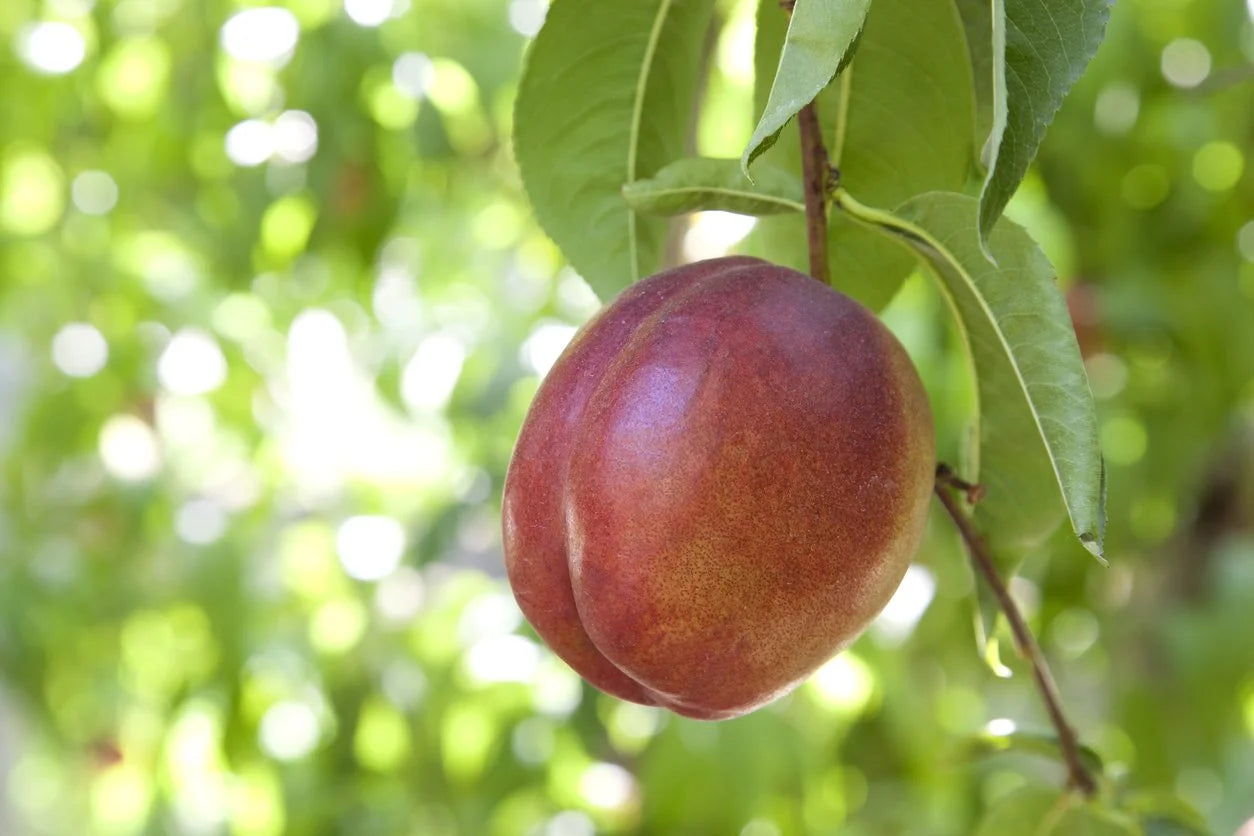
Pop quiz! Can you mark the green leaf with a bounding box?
[1121,791,1212,836]
[1059,806,1142,836]
[835,189,1105,563]
[973,728,1105,778]
[978,787,1141,836]
[622,157,804,216]
[978,786,1070,836]
[741,0,872,174]
[979,0,1114,244]
[746,0,976,310]
[514,0,716,300]
[955,0,996,156]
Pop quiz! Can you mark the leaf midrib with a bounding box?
[626,0,676,280]
[628,184,804,213]
[834,189,1083,538]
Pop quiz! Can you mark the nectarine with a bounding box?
[502,256,933,719]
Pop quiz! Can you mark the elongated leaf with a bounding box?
[746,0,976,310]
[623,157,804,216]
[1122,792,1211,836]
[977,786,1070,836]
[742,0,871,174]
[514,0,715,299]
[955,0,996,157]
[836,189,1104,563]
[972,728,1104,777]
[979,0,1113,244]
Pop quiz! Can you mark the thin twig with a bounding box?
[934,467,1098,798]
[779,0,830,284]
[796,103,830,284]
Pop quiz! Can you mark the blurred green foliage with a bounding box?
[0,0,1252,834]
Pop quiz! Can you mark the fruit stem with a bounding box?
[797,103,831,285]
[934,467,1098,798]
[780,0,831,285]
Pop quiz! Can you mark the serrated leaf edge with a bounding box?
[834,187,1102,557]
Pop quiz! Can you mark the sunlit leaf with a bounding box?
[742,0,871,174]
[623,157,803,216]
[746,0,976,309]
[514,0,716,299]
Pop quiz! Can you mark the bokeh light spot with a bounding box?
[871,564,936,644]
[97,37,171,117]
[1093,82,1139,135]
[1161,38,1210,88]
[336,515,406,581]
[808,652,874,716]
[1101,413,1148,466]
[741,820,783,836]
[520,322,577,377]
[99,414,162,481]
[158,329,228,395]
[367,81,419,129]
[91,763,153,831]
[465,634,542,684]
[175,499,228,545]
[508,0,547,37]
[401,332,466,413]
[1,147,66,236]
[543,811,596,836]
[260,195,317,259]
[225,119,276,167]
[17,21,87,75]
[1049,608,1100,659]
[1192,141,1244,192]
[258,701,320,761]
[683,211,757,261]
[344,0,396,27]
[578,762,636,811]
[309,598,369,653]
[51,322,108,378]
[71,170,119,215]
[393,51,433,99]
[1239,220,1254,262]
[426,58,478,114]
[354,699,411,771]
[374,566,426,622]
[274,110,319,163]
[219,7,300,66]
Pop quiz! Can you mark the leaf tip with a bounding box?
[1078,533,1108,566]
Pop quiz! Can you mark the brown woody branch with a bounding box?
[934,465,1098,798]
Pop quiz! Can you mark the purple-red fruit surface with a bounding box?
[502,256,934,719]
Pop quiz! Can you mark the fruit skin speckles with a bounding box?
[502,256,935,720]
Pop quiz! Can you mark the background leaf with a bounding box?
[977,786,1140,836]
[741,0,871,173]
[622,157,804,216]
[976,785,1070,835]
[746,0,976,309]
[514,0,715,299]
[979,0,1115,243]
[973,728,1105,777]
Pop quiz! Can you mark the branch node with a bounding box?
[936,463,986,505]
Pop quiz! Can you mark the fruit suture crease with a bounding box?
[503,257,934,720]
